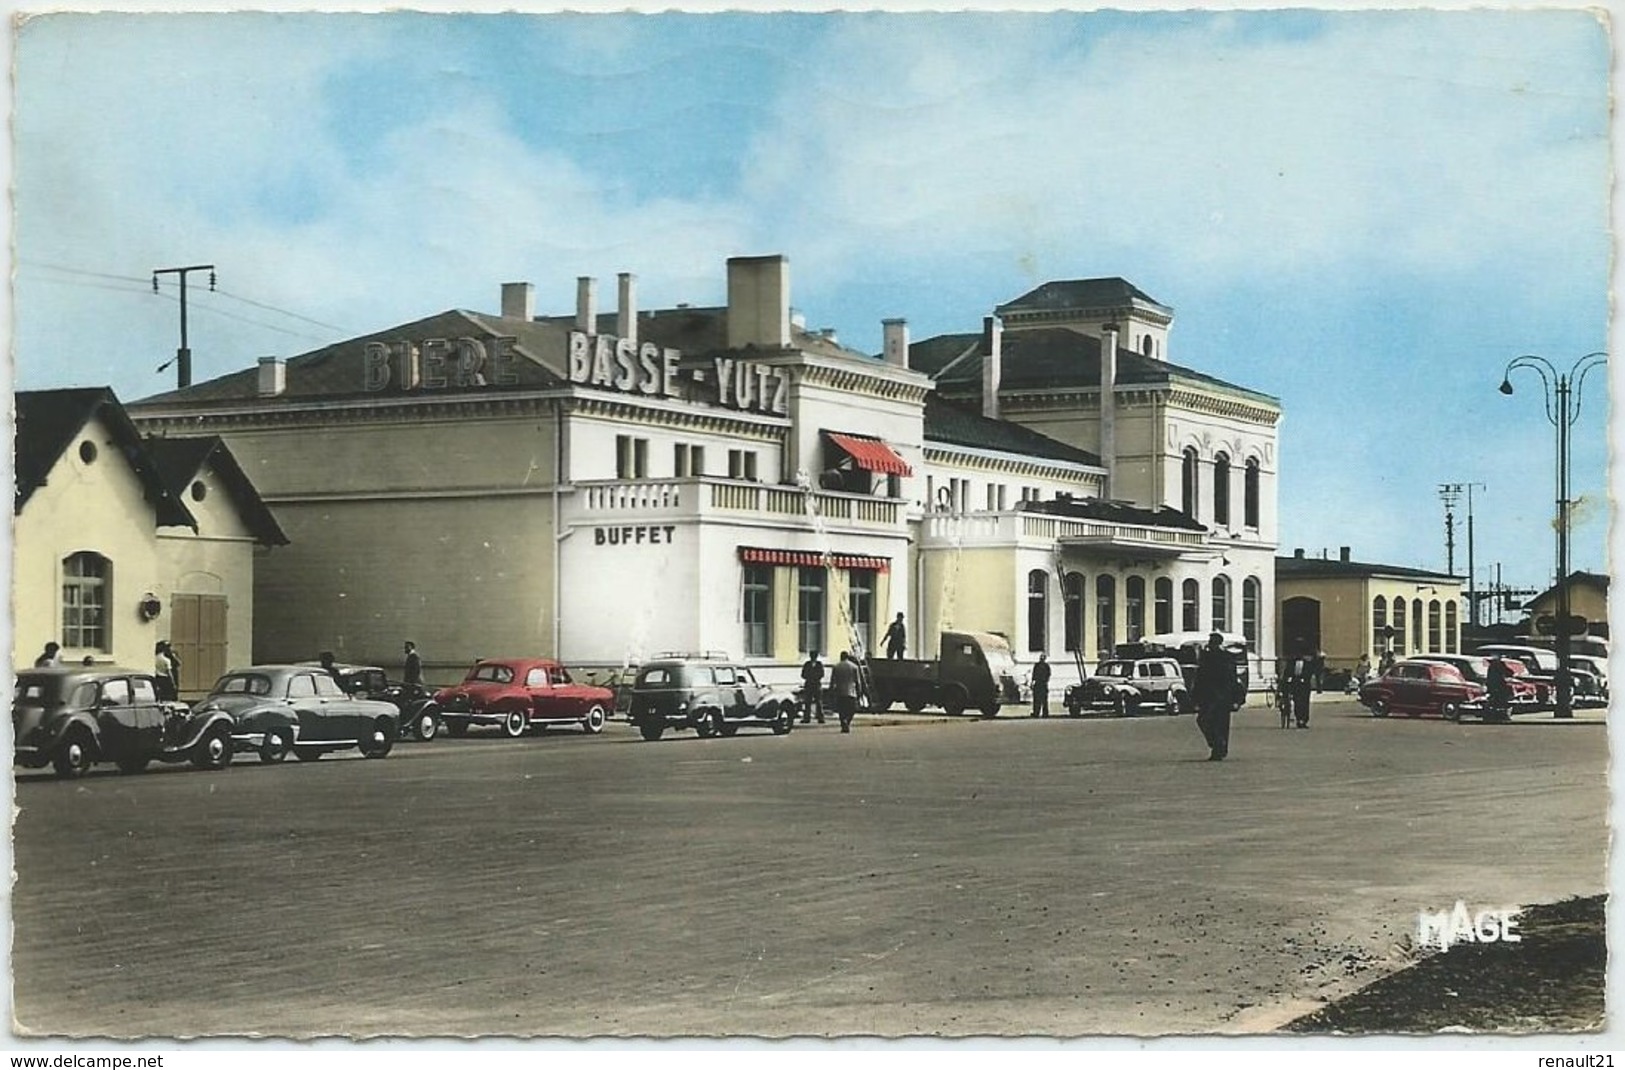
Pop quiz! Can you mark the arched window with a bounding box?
[1181,448,1200,518]
[1372,595,1388,657]
[1242,577,1261,651]
[1244,458,1261,529]
[1213,453,1232,527]
[1427,600,1442,653]
[1181,578,1200,632]
[1063,572,1085,653]
[1445,601,1458,654]
[1126,576,1146,642]
[1211,574,1232,633]
[1412,600,1424,654]
[1153,577,1174,635]
[1095,575,1117,657]
[62,551,110,651]
[1141,335,1153,357]
[1027,570,1048,653]
[1392,597,1407,655]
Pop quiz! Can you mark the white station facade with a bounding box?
[129,255,1280,687]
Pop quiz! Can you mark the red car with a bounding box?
[1412,655,1544,711]
[1357,659,1487,721]
[430,659,613,738]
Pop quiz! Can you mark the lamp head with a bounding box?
[1499,379,1515,395]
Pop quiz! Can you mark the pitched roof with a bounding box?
[910,328,1278,407]
[1527,570,1611,607]
[15,387,195,527]
[133,309,570,406]
[1020,494,1208,533]
[143,436,289,547]
[923,394,1101,468]
[1276,555,1458,582]
[997,278,1172,318]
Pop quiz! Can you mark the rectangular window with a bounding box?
[996,485,1007,511]
[848,570,875,656]
[728,449,759,481]
[986,484,998,511]
[674,443,698,477]
[742,565,772,657]
[616,435,648,479]
[797,567,826,656]
[62,552,109,651]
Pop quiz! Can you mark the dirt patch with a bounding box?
[1286,895,1605,1034]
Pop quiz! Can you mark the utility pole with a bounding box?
[1437,484,1461,576]
[152,264,215,389]
[1441,482,1486,627]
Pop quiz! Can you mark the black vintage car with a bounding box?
[13,667,236,778]
[323,663,441,742]
[628,657,797,741]
[196,665,401,762]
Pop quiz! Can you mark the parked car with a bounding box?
[865,631,1021,717]
[429,658,613,737]
[1357,659,1487,721]
[628,656,796,741]
[14,667,237,778]
[318,662,441,742]
[583,665,638,719]
[195,665,400,762]
[1116,632,1250,711]
[1474,644,1605,708]
[1411,654,1543,711]
[1064,657,1189,717]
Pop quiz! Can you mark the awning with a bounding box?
[740,547,890,572]
[826,431,913,477]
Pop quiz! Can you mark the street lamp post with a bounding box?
[1499,351,1607,719]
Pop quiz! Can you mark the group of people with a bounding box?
[798,651,864,733]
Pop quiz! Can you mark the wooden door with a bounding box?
[170,594,229,696]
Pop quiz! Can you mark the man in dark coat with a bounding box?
[1030,653,1051,718]
[1193,632,1234,760]
[1283,649,1315,729]
[883,613,907,659]
[403,641,424,687]
[799,653,826,724]
[830,652,861,734]
[1486,657,1513,722]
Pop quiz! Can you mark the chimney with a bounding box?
[1340,546,1351,563]
[617,272,638,347]
[981,316,1002,420]
[882,318,909,368]
[1294,548,1305,558]
[726,255,791,350]
[576,276,597,333]
[257,357,286,397]
[501,282,535,321]
[1100,322,1120,496]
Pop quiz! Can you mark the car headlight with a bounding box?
[677,701,688,713]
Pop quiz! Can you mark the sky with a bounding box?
[8,4,1615,607]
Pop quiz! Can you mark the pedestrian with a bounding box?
[1378,648,1396,676]
[1486,657,1513,722]
[33,641,60,668]
[319,650,342,682]
[1284,648,1314,729]
[1352,652,1372,692]
[1030,653,1051,718]
[1193,631,1234,760]
[1312,649,1328,693]
[154,640,180,700]
[799,652,826,724]
[403,640,423,687]
[830,651,861,733]
[883,613,907,659]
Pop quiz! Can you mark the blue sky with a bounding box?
[10,7,1613,604]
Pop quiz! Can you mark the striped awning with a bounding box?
[826,431,912,476]
[740,547,890,572]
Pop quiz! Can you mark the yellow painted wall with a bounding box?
[156,459,261,681]
[919,547,1017,647]
[1277,574,1463,668]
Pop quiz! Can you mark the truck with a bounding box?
[865,631,1021,717]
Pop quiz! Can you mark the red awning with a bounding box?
[826,431,913,477]
[740,547,890,573]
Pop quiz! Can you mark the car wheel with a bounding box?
[772,705,793,735]
[979,700,1000,718]
[116,754,150,775]
[411,707,439,742]
[694,711,720,739]
[1371,696,1390,718]
[191,724,233,771]
[260,729,293,764]
[1113,693,1130,718]
[1441,701,1461,723]
[905,696,927,714]
[294,747,323,762]
[638,722,665,742]
[359,718,396,758]
[447,719,469,738]
[581,704,607,735]
[1165,693,1181,716]
[871,689,893,712]
[52,729,95,779]
[502,708,528,739]
[941,684,968,717]
[1067,701,1082,717]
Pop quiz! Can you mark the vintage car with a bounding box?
[195,665,401,762]
[429,658,613,737]
[1474,644,1606,709]
[1064,657,1189,717]
[318,662,441,742]
[1411,655,1543,711]
[14,667,237,778]
[628,657,797,741]
[1114,633,1250,711]
[1357,659,1487,721]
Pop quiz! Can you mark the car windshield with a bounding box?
[211,673,273,697]
[1100,663,1132,678]
[636,665,688,688]
[467,664,515,684]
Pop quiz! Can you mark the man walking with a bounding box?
[830,651,861,733]
[1193,632,1234,760]
[1030,653,1051,718]
[403,641,424,687]
[883,613,907,659]
[799,652,826,724]
[1283,648,1314,728]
